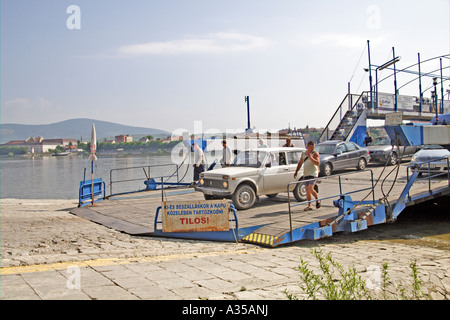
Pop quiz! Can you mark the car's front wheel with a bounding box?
[232,184,256,210]
[388,152,398,166]
[293,182,307,202]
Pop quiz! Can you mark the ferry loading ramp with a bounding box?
[70,161,450,247]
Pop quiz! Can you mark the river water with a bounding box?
[0,152,219,200]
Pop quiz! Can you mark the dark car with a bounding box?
[367,136,420,165]
[315,140,370,176]
[431,114,450,125]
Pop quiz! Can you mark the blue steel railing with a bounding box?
[389,155,450,221]
[108,163,187,197]
[406,156,450,197]
[78,178,106,207]
[318,92,368,143]
[286,169,376,237]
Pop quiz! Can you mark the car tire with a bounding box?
[322,163,333,176]
[357,158,367,171]
[389,152,398,166]
[293,182,307,202]
[232,184,256,210]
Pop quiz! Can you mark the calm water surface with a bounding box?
[1,153,219,199]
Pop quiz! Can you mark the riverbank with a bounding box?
[2,149,173,159]
[1,198,448,300]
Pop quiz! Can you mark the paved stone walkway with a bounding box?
[1,199,449,300]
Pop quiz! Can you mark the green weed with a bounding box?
[286,249,427,300]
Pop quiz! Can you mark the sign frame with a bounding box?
[162,200,230,233]
[385,112,403,126]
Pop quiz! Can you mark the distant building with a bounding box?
[167,136,183,142]
[139,137,150,143]
[5,136,77,153]
[115,134,133,143]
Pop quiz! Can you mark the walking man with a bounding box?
[294,141,321,211]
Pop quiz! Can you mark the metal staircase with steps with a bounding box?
[318,92,368,144]
[329,108,365,141]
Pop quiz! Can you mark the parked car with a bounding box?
[430,114,450,125]
[195,147,307,210]
[367,136,420,165]
[315,141,370,176]
[410,145,450,175]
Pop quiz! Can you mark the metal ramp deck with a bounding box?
[239,169,450,247]
[70,162,450,247]
[240,210,338,246]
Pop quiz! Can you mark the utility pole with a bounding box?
[367,40,373,109]
[245,96,250,131]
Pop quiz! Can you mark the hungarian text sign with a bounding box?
[162,200,230,233]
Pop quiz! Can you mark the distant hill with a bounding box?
[0,118,170,144]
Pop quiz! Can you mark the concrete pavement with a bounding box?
[1,199,449,300]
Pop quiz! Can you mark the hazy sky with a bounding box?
[1,0,449,134]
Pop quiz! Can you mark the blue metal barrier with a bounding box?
[390,155,450,221]
[109,163,189,197]
[287,170,376,237]
[79,178,106,207]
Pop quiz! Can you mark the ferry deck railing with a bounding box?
[318,92,368,143]
[109,163,185,197]
[286,157,450,238]
[286,169,376,238]
[390,155,450,221]
[406,156,450,198]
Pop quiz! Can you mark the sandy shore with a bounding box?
[1,198,449,300]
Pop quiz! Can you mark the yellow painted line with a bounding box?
[0,248,268,275]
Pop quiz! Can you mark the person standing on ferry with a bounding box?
[192,142,205,185]
[221,140,232,167]
[283,138,294,147]
[294,141,321,211]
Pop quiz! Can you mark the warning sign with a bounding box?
[162,200,230,233]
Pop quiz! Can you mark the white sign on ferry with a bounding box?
[162,200,230,233]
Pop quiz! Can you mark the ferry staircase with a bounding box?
[318,92,368,144]
[329,108,365,141]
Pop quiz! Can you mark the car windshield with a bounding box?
[316,144,336,154]
[373,137,391,146]
[231,151,267,168]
